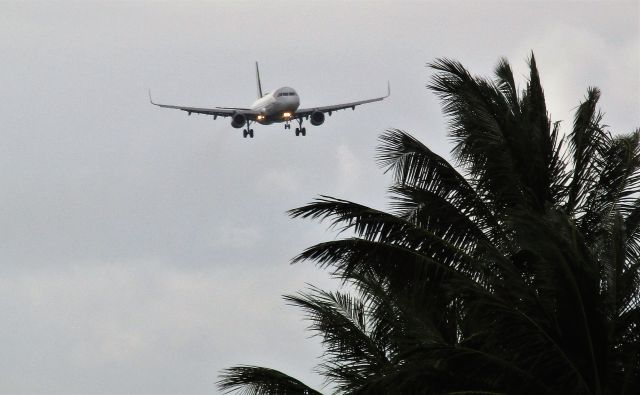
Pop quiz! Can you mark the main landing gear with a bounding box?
[243,121,254,138]
[293,118,306,137]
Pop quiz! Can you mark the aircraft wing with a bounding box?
[149,91,259,118]
[295,82,390,119]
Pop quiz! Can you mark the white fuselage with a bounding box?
[250,87,300,125]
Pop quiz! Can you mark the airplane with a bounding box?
[149,62,390,138]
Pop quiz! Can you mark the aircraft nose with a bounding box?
[283,95,299,107]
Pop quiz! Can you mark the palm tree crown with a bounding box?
[218,54,640,395]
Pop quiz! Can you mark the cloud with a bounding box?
[0,260,327,393]
[208,223,264,250]
[508,18,639,132]
[335,144,363,194]
[255,167,300,196]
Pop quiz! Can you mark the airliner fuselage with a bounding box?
[250,87,300,125]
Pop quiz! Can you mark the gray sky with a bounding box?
[0,0,638,393]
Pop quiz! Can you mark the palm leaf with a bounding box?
[565,87,608,213]
[376,129,504,243]
[217,366,323,395]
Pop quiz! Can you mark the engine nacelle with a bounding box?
[231,113,247,129]
[310,111,325,126]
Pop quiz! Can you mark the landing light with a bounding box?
[257,115,265,120]
[283,112,292,118]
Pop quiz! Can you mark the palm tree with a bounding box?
[218,54,640,395]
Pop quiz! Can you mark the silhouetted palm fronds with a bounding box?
[218,55,640,395]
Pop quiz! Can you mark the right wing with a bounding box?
[149,91,259,119]
[294,81,390,119]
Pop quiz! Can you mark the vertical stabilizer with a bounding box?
[255,62,263,99]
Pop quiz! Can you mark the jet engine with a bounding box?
[231,113,247,128]
[310,111,325,126]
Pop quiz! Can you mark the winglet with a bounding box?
[148,89,157,105]
[386,81,391,98]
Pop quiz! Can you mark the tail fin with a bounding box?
[255,61,263,99]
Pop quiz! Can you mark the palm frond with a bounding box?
[565,87,608,213]
[285,287,395,393]
[428,57,563,212]
[289,195,487,270]
[217,366,323,395]
[428,58,524,211]
[376,129,504,243]
[494,57,519,115]
[580,131,640,242]
[284,288,388,367]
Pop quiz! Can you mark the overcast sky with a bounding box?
[1,0,638,393]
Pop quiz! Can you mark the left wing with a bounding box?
[148,91,259,119]
[294,82,390,119]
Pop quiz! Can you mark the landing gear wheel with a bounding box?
[294,118,306,137]
[243,129,248,138]
[249,129,254,138]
